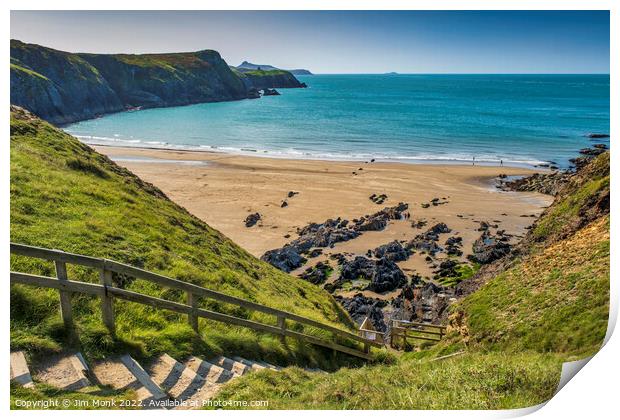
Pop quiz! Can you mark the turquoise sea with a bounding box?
[65,74,610,168]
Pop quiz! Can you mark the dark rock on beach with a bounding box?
[498,172,571,196]
[354,203,408,232]
[445,236,463,256]
[336,294,387,332]
[368,258,408,293]
[339,256,376,281]
[299,261,331,285]
[244,212,261,227]
[261,246,306,272]
[468,231,511,264]
[373,240,410,262]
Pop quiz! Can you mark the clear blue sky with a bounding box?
[10,10,610,74]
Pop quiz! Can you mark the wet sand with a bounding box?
[94,145,553,297]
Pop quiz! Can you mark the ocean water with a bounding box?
[65,74,610,168]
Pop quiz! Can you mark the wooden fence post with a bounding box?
[187,292,199,333]
[54,260,74,336]
[99,267,116,334]
[277,315,286,343]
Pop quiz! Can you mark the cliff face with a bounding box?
[10,40,305,125]
[235,68,307,90]
[10,42,123,125]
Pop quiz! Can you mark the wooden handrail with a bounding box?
[10,243,379,359]
[392,319,446,331]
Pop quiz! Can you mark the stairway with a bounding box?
[10,351,285,410]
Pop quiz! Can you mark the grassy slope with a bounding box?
[215,154,610,409]
[10,107,356,370]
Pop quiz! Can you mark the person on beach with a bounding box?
[472,156,475,166]
[500,159,503,167]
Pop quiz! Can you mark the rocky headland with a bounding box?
[10,40,306,125]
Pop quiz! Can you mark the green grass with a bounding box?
[240,69,288,77]
[213,352,561,409]
[437,262,480,287]
[532,152,609,242]
[10,108,357,369]
[10,62,49,81]
[112,51,219,71]
[458,216,609,358]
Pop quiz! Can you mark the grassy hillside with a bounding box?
[459,216,609,358]
[215,352,561,409]
[10,106,355,369]
[214,153,610,409]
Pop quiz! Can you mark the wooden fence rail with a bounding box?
[390,319,447,349]
[10,243,379,360]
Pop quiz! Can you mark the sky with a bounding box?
[10,10,610,74]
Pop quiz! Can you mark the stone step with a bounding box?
[32,352,91,391]
[10,351,34,388]
[146,354,220,410]
[252,360,283,371]
[233,356,282,371]
[210,356,251,376]
[92,355,168,406]
[184,356,237,384]
[231,356,269,371]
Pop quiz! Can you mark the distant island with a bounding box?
[236,60,313,75]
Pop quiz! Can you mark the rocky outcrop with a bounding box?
[299,261,331,285]
[10,39,305,125]
[445,236,463,256]
[336,255,407,293]
[373,240,409,262]
[392,283,455,324]
[235,68,306,90]
[369,258,408,293]
[468,231,511,264]
[405,223,451,256]
[336,294,388,332]
[261,88,280,96]
[260,246,306,272]
[261,217,359,272]
[498,172,571,196]
[339,256,376,281]
[353,203,408,232]
[294,217,360,249]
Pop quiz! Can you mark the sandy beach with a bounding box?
[94,145,553,298]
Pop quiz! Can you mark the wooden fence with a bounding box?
[10,243,380,360]
[389,319,446,349]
